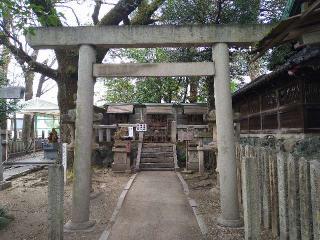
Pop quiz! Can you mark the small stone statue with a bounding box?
[48,128,58,143]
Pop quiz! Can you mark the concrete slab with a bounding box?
[26,24,274,49]
[3,152,45,181]
[107,171,203,240]
[93,62,215,77]
[4,165,43,181]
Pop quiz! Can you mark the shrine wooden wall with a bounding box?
[233,70,320,134]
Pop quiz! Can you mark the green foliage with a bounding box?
[104,76,183,104]
[0,207,14,230]
[104,78,135,103]
[135,77,182,103]
[105,48,187,103]
[0,0,63,35]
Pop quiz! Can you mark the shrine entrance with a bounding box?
[144,114,170,143]
[27,24,272,231]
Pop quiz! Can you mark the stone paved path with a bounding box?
[107,171,203,240]
[3,152,44,181]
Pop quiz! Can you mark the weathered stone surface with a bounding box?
[269,150,279,238]
[299,157,313,240]
[171,121,177,143]
[287,153,301,240]
[27,24,274,49]
[187,148,199,171]
[198,148,205,175]
[261,148,271,229]
[310,160,320,240]
[277,151,289,240]
[93,62,215,77]
[67,44,96,230]
[48,165,64,240]
[241,157,261,240]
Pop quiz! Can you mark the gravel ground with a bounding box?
[182,172,245,240]
[182,172,274,240]
[0,167,131,240]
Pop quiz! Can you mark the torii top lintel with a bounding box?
[26,24,274,49]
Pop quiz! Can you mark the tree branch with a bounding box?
[131,0,165,25]
[92,0,102,25]
[36,57,56,97]
[97,0,165,62]
[99,0,143,26]
[0,34,58,80]
[56,5,81,26]
[215,0,223,24]
[29,0,63,27]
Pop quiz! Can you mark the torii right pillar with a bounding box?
[212,43,242,227]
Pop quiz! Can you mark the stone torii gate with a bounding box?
[27,24,272,231]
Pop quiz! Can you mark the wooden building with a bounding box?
[233,47,320,134]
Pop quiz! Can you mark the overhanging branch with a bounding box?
[0,34,58,80]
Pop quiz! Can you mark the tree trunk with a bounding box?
[189,77,198,103]
[22,68,35,152]
[55,51,78,143]
[206,76,215,110]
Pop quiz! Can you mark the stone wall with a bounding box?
[237,136,320,239]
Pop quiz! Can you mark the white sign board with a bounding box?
[136,124,147,132]
[62,143,67,185]
[128,127,134,137]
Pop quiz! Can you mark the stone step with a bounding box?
[140,157,174,163]
[140,162,174,169]
[143,143,173,147]
[141,152,174,158]
[140,167,174,171]
[142,147,173,153]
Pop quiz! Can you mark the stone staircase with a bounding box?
[139,143,176,171]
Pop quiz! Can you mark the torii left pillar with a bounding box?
[65,45,96,231]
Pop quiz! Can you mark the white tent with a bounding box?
[19,98,60,115]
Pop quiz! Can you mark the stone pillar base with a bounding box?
[0,181,12,191]
[217,216,243,228]
[64,220,96,232]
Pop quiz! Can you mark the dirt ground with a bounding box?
[182,172,245,240]
[0,167,131,240]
